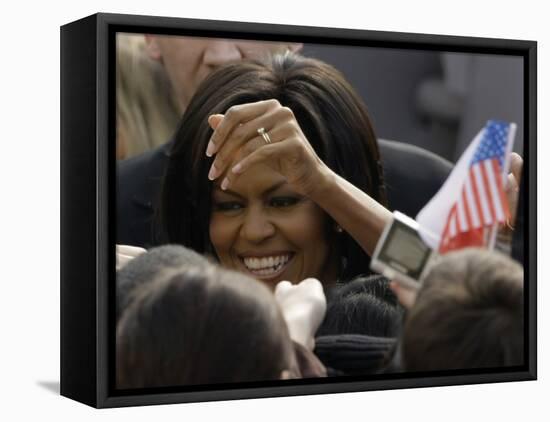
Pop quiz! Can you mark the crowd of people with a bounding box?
[115,34,525,389]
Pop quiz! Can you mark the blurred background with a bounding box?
[116,33,524,163]
[303,43,523,161]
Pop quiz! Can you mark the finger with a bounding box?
[300,277,323,290]
[208,106,291,181]
[216,136,265,190]
[222,105,295,154]
[219,143,277,191]
[274,280,293,300]
[206,100,279,158]
[505,172,519,224]
[116,244,147,257]
[509,152,523,186]
[506,173,519,193]
[230,143,278,179]
[228,122,295,178]
[219,122,295,190]
[207,114,224,131]
[297,278,325,299]
[209,125,272,182]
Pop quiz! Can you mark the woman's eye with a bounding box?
[269,197,299,208]
[213,201,243,212]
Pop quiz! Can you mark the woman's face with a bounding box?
[209,162,338,289]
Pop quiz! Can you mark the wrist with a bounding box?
[303,162,336,200]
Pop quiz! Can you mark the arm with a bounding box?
[307,164,391,256]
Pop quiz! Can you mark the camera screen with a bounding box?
[379,223,431,279]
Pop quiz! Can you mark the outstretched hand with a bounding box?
[206,100,330,197]
[274,278,327,351]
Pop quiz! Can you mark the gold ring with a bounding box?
[257,127,271,144]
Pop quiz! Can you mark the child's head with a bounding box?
[116,263,298,388]
[318,275,402,337]
[401,248,524,371]
[116,244,210,321]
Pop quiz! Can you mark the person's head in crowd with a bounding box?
[116,264,299,388]
[116,244,210,321]
[400,248,524,372]
[145,35,303,113]
[317,275,402,337]
[116,34,181,159]
[161,52,387,289]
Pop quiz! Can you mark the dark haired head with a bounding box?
[317,275,402,337]
[402,248,524,371]
[116,265,297,388]
[116,244,210,321]
[161,52,387,282]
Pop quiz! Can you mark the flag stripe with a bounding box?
[450,212,457,237]
[462,188,474,230]
[484,159,505,221]
[491,158,511,220]
[471,166,491,225]
[464,177,481,228]
[457,197,467,232]
[440,204,456,247]
[479,160,497,221]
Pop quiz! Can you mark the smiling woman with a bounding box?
[209,164,339,289]
[160,52,391,287]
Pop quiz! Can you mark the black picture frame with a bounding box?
[60,12,537,408]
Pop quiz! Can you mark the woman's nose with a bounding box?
[240,208,276,244]
[203,41,244,68]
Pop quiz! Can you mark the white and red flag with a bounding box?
[416,120,516,253]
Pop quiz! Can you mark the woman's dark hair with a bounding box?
[160,52,387,282]
[402,248,524,371]
[116,265,297,388]
[317,275,402,337]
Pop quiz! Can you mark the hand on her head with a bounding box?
[205,100,331,196]
[274,278,327,351]
[116,244,147,271]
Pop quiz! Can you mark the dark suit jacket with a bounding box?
[116,142,171,248]
[116,139,452,248]
[378,139,453,215]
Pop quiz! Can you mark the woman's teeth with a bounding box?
[243,254,291,276]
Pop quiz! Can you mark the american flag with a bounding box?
[416,120,516,254]
[439,121,511,252]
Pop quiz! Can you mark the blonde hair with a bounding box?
[116,33,181,159]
